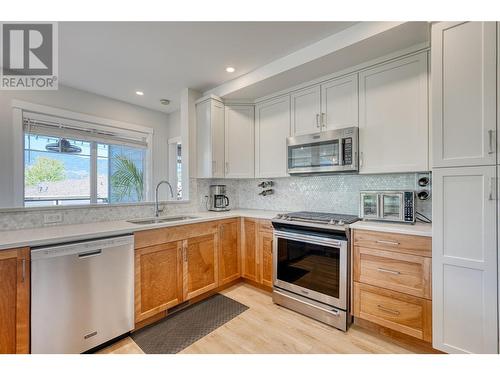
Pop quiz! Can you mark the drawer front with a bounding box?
[353,230,431,257]
[258,219,274,233]
[354,282,432,342]
[354,247,431,299]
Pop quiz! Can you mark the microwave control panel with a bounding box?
[342,138,352,165]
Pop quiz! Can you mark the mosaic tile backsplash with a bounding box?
[0,174,431,231]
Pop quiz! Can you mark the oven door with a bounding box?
[273,230,347,310]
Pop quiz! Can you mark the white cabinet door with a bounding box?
[225,105,254,178]
[196,98,225,178]
[255,95,290,178]
[290,85,321,136]
[432,22,497,168]
[432,166,498,354]
[320,74,358,130]
[358,51,429,174]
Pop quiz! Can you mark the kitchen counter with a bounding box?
[0,209,280,250]
[349,220,432,237]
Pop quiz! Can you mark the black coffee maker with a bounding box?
[209,185,230,211]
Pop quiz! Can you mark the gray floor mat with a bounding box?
[131,293,249,354]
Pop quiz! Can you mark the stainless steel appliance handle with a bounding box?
[488,129,496,154]
[78,249,102,259]
[316,114,320,128]
[377,267,401,275]
[273,230,344,248]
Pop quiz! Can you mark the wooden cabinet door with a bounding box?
[432,22,497,168]
[320,74,358,131]
[432,166,498,353]
[135,241,183,323]
[259,231,274,288]
[219,219,240,285]
[359,51,428,173]
[241,218,259,282]
[225,105,255,178]
[291,85,321,136]
[255,95,291,178]
[184,233,218,300]
[0,248,30,354]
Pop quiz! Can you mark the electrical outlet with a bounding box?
[43,212,63,224]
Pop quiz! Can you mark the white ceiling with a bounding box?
[59,22,357,113]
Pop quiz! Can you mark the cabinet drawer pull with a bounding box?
[375,240,400,246]
[377,304,400,316]
[377,267,401,275]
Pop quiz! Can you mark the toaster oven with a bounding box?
[360,191,415,223]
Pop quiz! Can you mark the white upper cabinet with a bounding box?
[196,97,225,178]
[321,74,359,131]
[290,85,321,136]
[358,51,429,174]
[432,166,498,353]
[224,105,255,178]
[255,95,291,178]
[432,22,497,168]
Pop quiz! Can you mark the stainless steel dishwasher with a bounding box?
[31,235,135,354]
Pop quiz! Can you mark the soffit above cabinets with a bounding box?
[211,22,430,101]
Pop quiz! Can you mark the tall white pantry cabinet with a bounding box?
[431,21,499,354]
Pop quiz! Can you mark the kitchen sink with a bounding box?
[127,216,199,225]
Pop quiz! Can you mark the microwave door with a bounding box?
[360,193,379,219]
[381,193,404,221]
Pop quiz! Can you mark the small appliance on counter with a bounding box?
[360,190,415,223]
[208,184,230,211]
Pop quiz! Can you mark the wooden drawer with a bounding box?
[353,282,432,342]
[353,230,431,257]
[258,219,274,233]
[354,246,431,299]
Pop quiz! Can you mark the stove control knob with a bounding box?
[276,214,283,219]
[337,219,344,225]
[329,219,336,225]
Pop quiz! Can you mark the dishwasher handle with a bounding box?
[78,249,102,259]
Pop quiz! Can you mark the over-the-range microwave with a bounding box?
[287,127,358,175]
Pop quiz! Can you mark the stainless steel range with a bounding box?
[271,211,360,331]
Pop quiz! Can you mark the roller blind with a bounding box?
[23,111,150,148]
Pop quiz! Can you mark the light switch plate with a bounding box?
[43,212,63,224]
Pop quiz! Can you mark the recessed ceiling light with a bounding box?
[160,99,170,105]
[225,67,235,73]
[135,91,144,96]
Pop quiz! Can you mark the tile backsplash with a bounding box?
[199,173,432,219]
[0,174,431,231]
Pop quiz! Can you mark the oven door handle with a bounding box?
[273,230,345,248]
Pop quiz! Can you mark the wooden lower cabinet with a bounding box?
[241,218,259,282]
[354,282,432,342]
[259,230,273,288]
[218,219,241,286]
[0,248,30,354]
[352,229,432,343]
[135,241,184,323]
[184,233,219,300]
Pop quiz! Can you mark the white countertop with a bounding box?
[349,220,432,237]
[0,209,280,251]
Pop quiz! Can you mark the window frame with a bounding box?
[12,100,154,208]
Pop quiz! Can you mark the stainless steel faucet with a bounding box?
[155,180,174,217]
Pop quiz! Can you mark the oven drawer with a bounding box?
[353,282,432,342]
[353,247,431,299]
[353,230,431,257]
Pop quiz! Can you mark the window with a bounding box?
[23,113,150,207]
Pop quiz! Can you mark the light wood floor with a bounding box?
[98,283,420,354]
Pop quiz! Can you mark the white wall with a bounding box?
[0,85,172,207]
[167,110,181,139]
